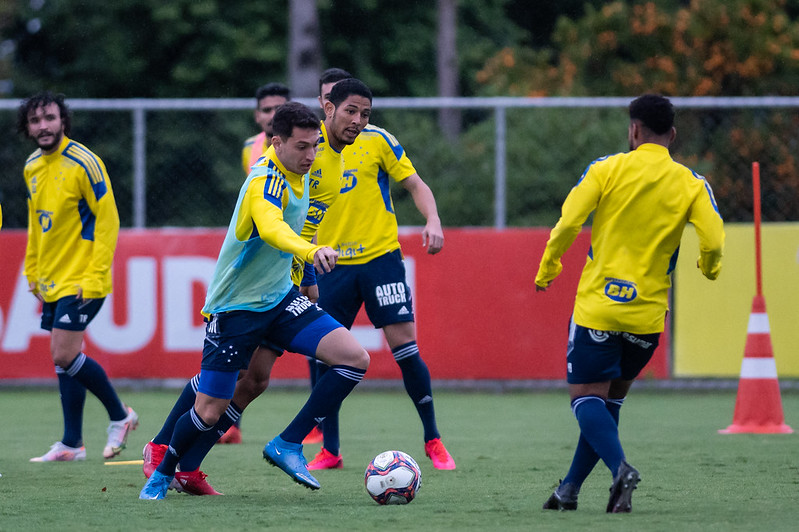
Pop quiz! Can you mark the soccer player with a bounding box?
[307,68,456,471]
[536,94,725,513]
[140,101,370,500]
[221,82,291,445]
[18,91,138,463]
[241,82,291,175]
[140,79,373,496]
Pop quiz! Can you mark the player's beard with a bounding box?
[36,130,63,152]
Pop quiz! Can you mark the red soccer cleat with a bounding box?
[306,448,343,470]
[217,425,242,444]
[142,441,168,478]
[424,438,456,470]
[302,425,324,444]
[174,469,223,496]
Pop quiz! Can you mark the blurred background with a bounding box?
[2,0,799,229]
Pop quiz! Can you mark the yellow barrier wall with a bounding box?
[674,223,799,377]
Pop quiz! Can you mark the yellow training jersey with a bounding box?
[316,124,416,264]
[23,135,120,302]
[241,132,267,175]
[535,143,724,334]
[291,121,345,285]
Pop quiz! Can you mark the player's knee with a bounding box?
[50,347,78,368]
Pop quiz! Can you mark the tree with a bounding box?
[288,0,322,97]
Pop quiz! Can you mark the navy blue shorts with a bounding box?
[41,295,105,332]
[200,287,343,373]
[317,249,414,329]
[566,318,660,384]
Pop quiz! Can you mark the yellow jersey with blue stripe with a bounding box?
[316,124,416,265]
[536,143,724,334]
[291,121,344,285]
[23,135,120,302]
[204,145,322,314]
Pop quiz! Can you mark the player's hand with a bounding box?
[314,246,338,273]
[535,281,550,292]
[422,219,444,255]
[28,281,43,302]
[300,284,319,303]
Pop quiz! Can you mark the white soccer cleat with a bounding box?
[104,405,139,459]
[30,441,87,462]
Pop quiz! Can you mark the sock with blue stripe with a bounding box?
[570,395,625,477]
[56,366,87,448]
[153,375,199,445]
[280,364,365,444]
[64,352,127,421]
[563,397,624,487]
[179,401,243,471]
[157,407,213,476]
[393,341,440,441]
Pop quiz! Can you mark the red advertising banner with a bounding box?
[0,228,669,382]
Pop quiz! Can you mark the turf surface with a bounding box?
[1,387,797,531]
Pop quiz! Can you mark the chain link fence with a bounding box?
[1,97,797,230]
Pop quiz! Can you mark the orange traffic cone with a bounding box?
[719,295,793,434]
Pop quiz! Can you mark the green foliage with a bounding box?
[9,0,288,98]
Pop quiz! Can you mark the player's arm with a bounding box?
[79,164,120,299]
[535,171,601,290]
[400,173,444,254]
[23,186,42,300]
[689,179,725,280]
[247,178,337,273]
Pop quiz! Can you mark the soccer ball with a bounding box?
[364,450,422,505]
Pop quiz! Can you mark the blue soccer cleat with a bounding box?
[263,436,321,490]
[139,470,174,500]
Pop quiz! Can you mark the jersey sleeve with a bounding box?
[23,175,40,286]
[376,129,417,183]
[77,158,120,298]
[246,175,322,263]
[535,166,602,287]
[689,178,725,280]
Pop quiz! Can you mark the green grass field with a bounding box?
[1,386,798,531]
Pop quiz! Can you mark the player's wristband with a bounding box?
[300,261,317,287]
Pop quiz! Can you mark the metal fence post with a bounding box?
[133,106,146,228]
[494,105,506,230]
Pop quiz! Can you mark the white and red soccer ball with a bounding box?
[364,450,422,505]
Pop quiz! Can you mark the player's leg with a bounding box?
[141,311,262,499]
[312,263,363,466]
[605,331,659,513]
[263,289,368,489]
[32,297,136,462]
[177,346,279,473]
[362,250,455,469]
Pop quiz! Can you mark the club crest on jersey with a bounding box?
[604,278,637,302]
[37,210,53,232]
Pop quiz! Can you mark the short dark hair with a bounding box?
[318,68,352,96]
[328,78,372,107]
[629,94,674,135]
[17,91,71,137]
[271,101,320,139]
[255,82,291,102]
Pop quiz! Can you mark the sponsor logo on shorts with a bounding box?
[588,329,609,343]
[622,332,653,349]
[375,283,407,307]
[286,295,315,317]
[604,278,638,302]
